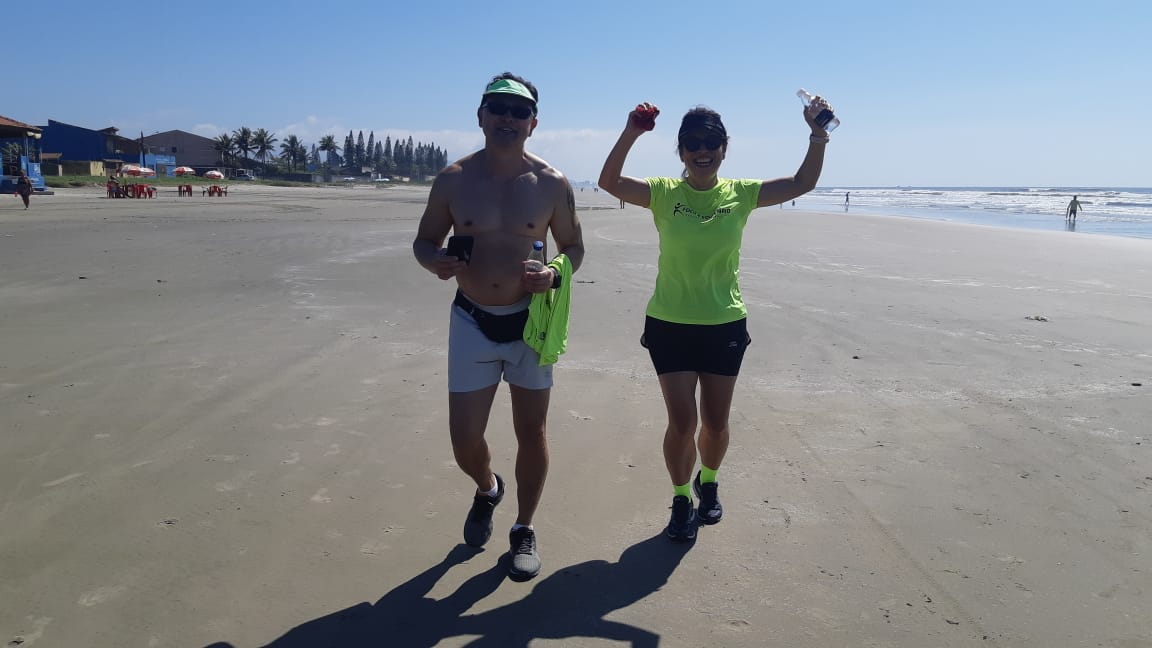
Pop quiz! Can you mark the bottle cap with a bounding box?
[533,240,544,249]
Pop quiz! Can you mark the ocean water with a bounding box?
[794,187,1152,240]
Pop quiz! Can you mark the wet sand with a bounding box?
[2,184,1150,647]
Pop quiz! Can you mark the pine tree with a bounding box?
[356,131,366,171]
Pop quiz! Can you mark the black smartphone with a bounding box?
[445,235,474,264]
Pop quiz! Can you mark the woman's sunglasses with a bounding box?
[482,102,535,120]
[680,135,725,152]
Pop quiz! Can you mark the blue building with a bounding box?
[0,114,45,191]
[38,120,143,174]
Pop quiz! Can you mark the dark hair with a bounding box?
[676,106,728,155]
[482,71,539,105]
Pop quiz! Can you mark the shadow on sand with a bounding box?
[207,533,691,648]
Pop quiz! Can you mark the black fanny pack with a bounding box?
[454,291,529,344]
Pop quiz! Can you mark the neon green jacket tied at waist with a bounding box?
[523,254,573,366]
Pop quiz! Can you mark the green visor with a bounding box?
[483,79,536,106]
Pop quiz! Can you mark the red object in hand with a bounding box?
[631,104,659,131]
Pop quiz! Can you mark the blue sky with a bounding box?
[14,0,1150,186]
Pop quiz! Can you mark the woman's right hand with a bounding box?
[627,102,660,134]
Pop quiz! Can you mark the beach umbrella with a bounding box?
[173,166,196,176]
[121,163,142,176]
[139,167,156,177]
[204,170,224,180]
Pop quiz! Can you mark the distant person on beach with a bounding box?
[412,72,584,580]
[1066,195,1083,223]
[15,170,33,209]
[845,191,850,205]
[598,97,831,541]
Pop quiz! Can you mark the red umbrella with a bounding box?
[204,170,224,180]
[121,163,142,176]
[173,166,196,176]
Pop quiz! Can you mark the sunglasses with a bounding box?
[680,135,725,152]
[482,102,535,120]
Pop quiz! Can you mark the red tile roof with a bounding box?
[0,115,41,130]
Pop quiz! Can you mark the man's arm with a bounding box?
[550,175,584,275]
[412,168,466,280]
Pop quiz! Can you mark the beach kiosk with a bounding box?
[0,115,46,193]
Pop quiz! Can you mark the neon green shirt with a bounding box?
[645,176,761,324]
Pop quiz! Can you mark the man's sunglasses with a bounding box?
[680,135,725,152]
[482,102,535,120]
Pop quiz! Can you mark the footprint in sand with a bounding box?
[78,584,128,607]
[10,616,52,645]
[42,473,83,488]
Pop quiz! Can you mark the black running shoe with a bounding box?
[665,495,698,542]
[693,471,723,525]
[463,473,504,547]
[508,527,541,580]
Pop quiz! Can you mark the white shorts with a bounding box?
[448,296,553,393]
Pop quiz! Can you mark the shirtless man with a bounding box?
[1066,195,1083,223]
[412,72,584,580]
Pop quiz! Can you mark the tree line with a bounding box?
[211,127,449,180]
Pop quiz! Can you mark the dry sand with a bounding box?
[1,184,1150,647]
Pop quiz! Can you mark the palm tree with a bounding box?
[252,128,278,164]
[317,134,341,167]
[278,136,294,171]
[278,135,305,171]
[212,134,236,168]
[232,127,254,162]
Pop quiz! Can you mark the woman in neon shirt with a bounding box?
[598,96,833,541]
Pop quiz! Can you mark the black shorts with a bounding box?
[641,316,751,376]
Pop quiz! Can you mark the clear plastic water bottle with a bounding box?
[525,240,546,273]
[796,88,840,132]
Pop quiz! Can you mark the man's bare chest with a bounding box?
[451,176,552,234]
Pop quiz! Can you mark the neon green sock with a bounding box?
[700,466,719,484]
[673,482,692,498]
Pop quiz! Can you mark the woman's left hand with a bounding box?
[803,95,833,136]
